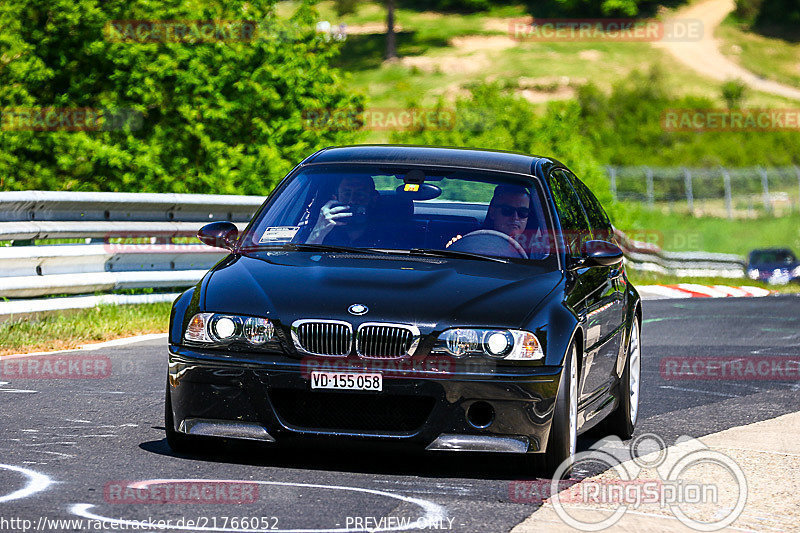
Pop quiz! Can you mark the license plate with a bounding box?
[310,371,382,391]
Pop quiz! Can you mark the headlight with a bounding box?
[433,328,544,361]
[792,265,800,278]
[184,313,275,347]
[747,269,759,280]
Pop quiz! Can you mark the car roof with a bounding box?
[303,145,563,176]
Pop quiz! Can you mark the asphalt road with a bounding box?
[1,295,799,533]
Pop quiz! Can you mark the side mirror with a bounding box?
[581,240,624,267]
[197,221,238,251]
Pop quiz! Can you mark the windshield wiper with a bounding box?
[255,243,389,255]
[406,248,511,263]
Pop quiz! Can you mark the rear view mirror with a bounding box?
[197,221,238,251]
[582,240,624,267]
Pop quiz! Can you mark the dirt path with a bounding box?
[653,0,800,101]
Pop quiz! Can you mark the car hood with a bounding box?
[203,252,562,330]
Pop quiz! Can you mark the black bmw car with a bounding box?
[166,145,642,475]
[747,248,800,285]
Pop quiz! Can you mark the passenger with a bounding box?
[307,175,381,246]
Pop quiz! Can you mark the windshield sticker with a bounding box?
[259,226,299,243]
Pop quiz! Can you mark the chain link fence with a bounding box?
[607,166,800,218]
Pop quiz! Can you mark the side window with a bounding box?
[547,170,591,257]
[565,171,613,241]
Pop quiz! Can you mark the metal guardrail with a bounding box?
[614,230,746,278]
[0,191,265,320]
[0,191,746,321]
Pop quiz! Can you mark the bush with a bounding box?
[755,0,800,31]
[721,80,747,108]
[388,83,623,222]
[733,0,763,22]
[397,0,512,13]
[0,0,363,195]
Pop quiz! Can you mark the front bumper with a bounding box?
[167,345,562,454]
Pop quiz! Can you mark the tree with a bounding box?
[524,0,643,17]
[386,0,397,60]
[0,0,363,194]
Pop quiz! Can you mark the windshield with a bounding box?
[749,250,797,265]
[241,164,557,266]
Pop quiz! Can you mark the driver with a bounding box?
[307,175,381,246]
[482,184,530,239]
[445,184,533,257]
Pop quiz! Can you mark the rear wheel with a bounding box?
[532,341,578,478]
[605,316,641,440]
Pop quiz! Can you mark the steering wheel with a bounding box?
[447,229,527,259]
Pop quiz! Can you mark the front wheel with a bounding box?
[605,316,641,440]
[534,341,578,478]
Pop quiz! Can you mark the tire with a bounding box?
[164,380,195,453]
[536,341,578,478]
[605,316,641,440]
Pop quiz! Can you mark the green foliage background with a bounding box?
[734,0,800,32]
[388,68,800,226]
[0,0,362,194]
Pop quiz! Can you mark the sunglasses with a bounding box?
[497,205,530,218]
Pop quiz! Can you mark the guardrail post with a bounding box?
[645,167,654,210]
[608,166,617,201]
[683,168,693,215]
[722,169,733,219]
[758,167,771,213]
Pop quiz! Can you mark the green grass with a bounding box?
[618,209,800,256]
[717,15,800,90]
[0,302,171,356]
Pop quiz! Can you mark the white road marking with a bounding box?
[72,478,448,532]
[0,382,37,394]
[0,464,53,503]
[660,385,738,398]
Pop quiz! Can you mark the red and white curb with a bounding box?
[639,284,772,300]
